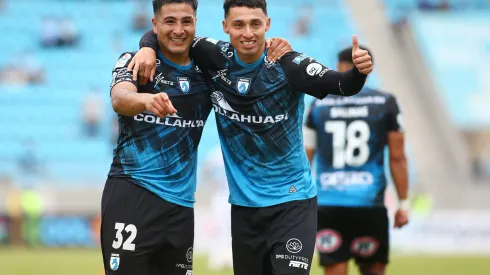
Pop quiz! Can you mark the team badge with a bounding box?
[178,77,191,94]
[110,254,120,271]
[237,78,251,94]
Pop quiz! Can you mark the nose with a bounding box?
[173,23,185,36]
[242,26,253,39]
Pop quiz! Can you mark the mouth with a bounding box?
[241,41,256,47]
[170,38,186,43]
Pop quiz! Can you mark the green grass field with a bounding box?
[1,248,488,275]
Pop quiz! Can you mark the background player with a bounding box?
[133,1,373,274]
[101,1,212,274]
[303,46,409,275]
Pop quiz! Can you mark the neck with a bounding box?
[236,43,266,64]
[158,45,191,66]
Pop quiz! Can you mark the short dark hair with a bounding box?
[223,0,267,18]
[337,45,373,65]
[153,0,198,14]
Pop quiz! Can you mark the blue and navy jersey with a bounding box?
[108,51,213,208]
[183,37,367,207]
[305,88,402,207]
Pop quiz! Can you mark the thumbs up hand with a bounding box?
[352,35,373,75]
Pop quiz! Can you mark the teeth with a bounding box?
[171,38,185,42]
[242,41,254,45]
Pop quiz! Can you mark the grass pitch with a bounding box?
[0,247,488,275]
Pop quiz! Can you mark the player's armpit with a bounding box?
[279,51,367,99]
[388,131,409,201]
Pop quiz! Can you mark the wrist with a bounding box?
[398,199,410,211]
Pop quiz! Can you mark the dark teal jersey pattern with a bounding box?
[108,52,213,208]
[193,38,317,207]
[305,88,402,207]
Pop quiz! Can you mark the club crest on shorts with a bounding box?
[286,238,303,253]
[186,247,193,263]
[351,236,379,257]
[316,229,342,253]
[237,78,251,94]
[110,254,120,271]
[178,77,191,94]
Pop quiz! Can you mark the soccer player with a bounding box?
[133,1,373,274]
[303,47,409,275]
[101,1,211,274]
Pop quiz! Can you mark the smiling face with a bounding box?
[152,3,196,59]
[223,6,270,63]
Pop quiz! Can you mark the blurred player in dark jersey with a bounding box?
[303,47,409,275]
[101,1,212,274]
[132,1,372,274]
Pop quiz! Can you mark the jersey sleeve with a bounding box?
[139,29,159,53]
[279,51,367,99]
[110,52,137,91]
[385,95,403,132]
[189,37,229,73]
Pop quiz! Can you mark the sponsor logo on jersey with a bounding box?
[154,73,175,88]
[306,63,323,76]
[134,112,205,128]
[114,53,131,69]
[319,171,374,189]
[212,69,232,85]
[292,54,309,65]
[211,91,289,124]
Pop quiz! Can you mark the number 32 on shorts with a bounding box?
[112,222,138,251]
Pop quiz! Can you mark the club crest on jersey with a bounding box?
[178,77,191,94]
[237,78,251,94]
[110,254,120,271]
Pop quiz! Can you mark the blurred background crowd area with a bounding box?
[0,0,489,273]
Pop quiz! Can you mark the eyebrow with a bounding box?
[163,16,194,21]
[231,18,262,23]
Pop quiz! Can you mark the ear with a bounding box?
[222,19,229,34]
[152,17,157,34]
[265,17,271,32]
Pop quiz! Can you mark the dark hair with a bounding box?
[337,45,373,65]
[223,0,267,17]
[153,0,198,14]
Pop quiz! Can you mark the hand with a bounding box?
[128,47,157,85]
[352,35,373,75]
[266,38,293,62]
[393,209,409,229]
[144,92,177,118]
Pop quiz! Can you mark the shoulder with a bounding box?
[113,52,137,69]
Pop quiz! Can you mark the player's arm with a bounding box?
[110,53,176,117]
[279,35,372,99]
[386,95,409,228]
[280,52,367,99]
[303,102,317,165]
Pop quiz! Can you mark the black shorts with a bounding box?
[100,177,194,275]
[316,206,389,266]
[232,197,317,275]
